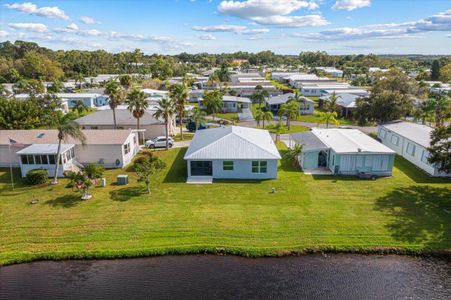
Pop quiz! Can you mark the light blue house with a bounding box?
[290,128,395,176]
[378,121,449,177]
[184,126,281,183]
[57,93,109,108]
[265,93,314,115]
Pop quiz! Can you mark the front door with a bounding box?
[318,151,328,167]
[190,161,213,176]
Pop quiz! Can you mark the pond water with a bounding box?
[1,254,450,299]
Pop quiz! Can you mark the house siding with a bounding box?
[301,151,320,169]
[377,126,447,177]
[187,159,278,180]
[335,153,394,176]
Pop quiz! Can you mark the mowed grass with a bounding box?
[0,145,450,265]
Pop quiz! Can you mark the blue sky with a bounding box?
[0,0,450,54]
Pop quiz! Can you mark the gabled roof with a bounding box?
[266,93,314,105]
[0,129,133,145]
[75,109,163,126]
[311,128,395,154]
[290,132,328,152]
[184,126,281,160]
[222,96,251,103]
[380,121,433,148]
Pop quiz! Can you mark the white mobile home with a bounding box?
[377,122,449,177]
[184,126,281,183]
[0,130,139,177]
[57,93,109,108]
[198,95,251,113]
[290,128,395,176]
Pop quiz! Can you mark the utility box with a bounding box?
[117,175,128,185]
[101,178,106,187]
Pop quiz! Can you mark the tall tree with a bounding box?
[120,74,133,91]
[251,85,269,108]
[105,80,126,129]
[169,83,189,140]
[284,143,303,167]
[125,88,149,140]
[427,124,451,174]
[134,152,166,194]
[190,106,207,129]
[325,92,341,113]
[279,100,299,130]
[431,94,451,127]
[431,60,441,80]
[203,89,223,120]
[153,97,175,150]
[72,100,87,115]
[317,111,339,128]
[51,114,87,184]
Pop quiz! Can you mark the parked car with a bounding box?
[145,136,174,148]
[186,120,207,132]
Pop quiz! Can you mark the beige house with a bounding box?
[75,108,175,140]
[0,129,139,177]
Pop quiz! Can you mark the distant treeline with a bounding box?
[0,40,450,83]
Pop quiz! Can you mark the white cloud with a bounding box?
[332,0,371,11]
[8,23,48,33]
[218,0,318,18]
[241,28,270,34]
[192,24,247,32]
[199,34,217,40]
[66,23,79,31]
[0,30,9,38]
[4,2,69,19]
[297,9,451,41]
[252,14,328,27]
[80,16,101,24]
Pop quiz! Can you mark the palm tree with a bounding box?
[415,99,435,125]
[120,74,133,91]
[51,114,87,184]
[279,100,299,130]
[325,92,341,113]
[431,94,451,127]
[191,106,207,129]
[126,88,149,143]
[169,83,189,140]
[255,109,264,127]
[261,111,273,128]
[153,97,175,150]
[251,85,270,108]
[284,143,303,167]
[317,111,339,128]
[75,73,85,89]
[105,80,126,129]
[72,100,87,115]
[203,90,223,121]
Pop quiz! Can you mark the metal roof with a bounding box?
[312,128,395,154]
[222,96,251,103]
[266,93,314,105]
[320,93,361,108]
[380,121,434,148]
[17,144,74,155]
[290,132,328,152]
[184,126,281,160]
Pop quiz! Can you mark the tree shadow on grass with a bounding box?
[110,187,146,202]
[45,194,83,208]
[374,186,451,249]
[163,148,187,183]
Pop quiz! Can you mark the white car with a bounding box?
[145,136,174,148]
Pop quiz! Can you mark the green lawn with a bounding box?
[0,145,450,265]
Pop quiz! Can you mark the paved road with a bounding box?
[238,108,254,121]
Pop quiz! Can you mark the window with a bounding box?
[21,155,28,164]
[390,134,399,146]
[379,128,386,139]
[421,150,429,164]
[49,155,56,165]
[41,155,48,165]
[34,155,42,165]
[223,161,234,171]
[123,143,130,154]
[27,155,34,164]
[406,143,415,156]
[252,161,267,173]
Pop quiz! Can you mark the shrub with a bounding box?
[26,169,48,185]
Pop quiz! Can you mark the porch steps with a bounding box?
[186,176,213,184]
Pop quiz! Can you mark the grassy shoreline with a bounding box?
[1,145,450,266]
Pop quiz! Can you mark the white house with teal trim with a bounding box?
[290,128,395,176]
[377,121,449,177]
[184,126,281,183]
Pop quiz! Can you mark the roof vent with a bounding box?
[37,133,45,138]
[358,148,362,152]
